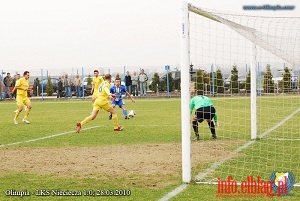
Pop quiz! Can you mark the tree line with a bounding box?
[150,64,298,94]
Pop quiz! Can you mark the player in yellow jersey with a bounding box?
[90,70,104,97]
[76,74,123,132]
[13,71,32,124]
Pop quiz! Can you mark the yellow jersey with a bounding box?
[15,78,29,97]
[92,76,104,95]
[96,81,111,101]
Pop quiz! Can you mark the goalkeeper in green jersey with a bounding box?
[190,90,218,140]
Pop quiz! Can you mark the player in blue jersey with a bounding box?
[109,77,135,119]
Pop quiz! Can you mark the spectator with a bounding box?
[131,71,138,96]
[74,75,82,98]
[33,77,39,96]
[63,74,72,99]
[11,74,18,98]
[138,69,148,96]
[57,78,63,98]
[125,71,132,97]
[4,72,13,99]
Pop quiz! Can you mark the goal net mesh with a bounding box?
[188,4,300,186]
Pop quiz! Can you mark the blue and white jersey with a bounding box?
[110,85,126,101]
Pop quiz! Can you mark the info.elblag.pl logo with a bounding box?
[216,171,295,198]
[270,171,295,196]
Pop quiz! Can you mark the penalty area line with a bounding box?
[0,126,99,148]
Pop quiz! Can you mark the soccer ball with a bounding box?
[128,110,136,118]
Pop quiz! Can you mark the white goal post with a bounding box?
[180,1,192,183]
[180,1,300,184]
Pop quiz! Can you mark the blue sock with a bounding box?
[123,110,127,117]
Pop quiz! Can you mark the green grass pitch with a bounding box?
[0,96,300,200]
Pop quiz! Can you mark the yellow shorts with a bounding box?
[93,99,110,111]
[16,96,31,108]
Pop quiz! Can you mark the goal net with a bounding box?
[180,1,300,190]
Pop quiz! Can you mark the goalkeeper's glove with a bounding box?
[215,121,219,127]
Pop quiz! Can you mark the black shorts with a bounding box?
[194,106,216,123]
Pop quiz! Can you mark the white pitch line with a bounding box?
[97,124,179,127]
[0,126,99,148]
[265,138,300,141]
[159,107,300,200]
[258,107,300,139]
[135,125,180,127]
[0,124,179,148]
[158,184,188,201]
